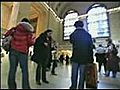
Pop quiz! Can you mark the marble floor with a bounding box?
[1,54,120,89]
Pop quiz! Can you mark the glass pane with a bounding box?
[64,11,78,40]
[87,5,109,38]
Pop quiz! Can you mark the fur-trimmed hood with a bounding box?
[17,22,34,33]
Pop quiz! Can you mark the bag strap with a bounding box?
[11,29,16,37]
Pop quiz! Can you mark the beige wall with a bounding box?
[30,3,48,37]
[47,10,60,42]
[1,3,12,32]
[16,2,32,23]
[29,3,61,39]
[109,12,120,40]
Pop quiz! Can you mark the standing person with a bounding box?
[59,53,64,65]
[69,20,94,89]
[105,39,119,78]
[65,54,70,65]
[46,39,56,71]
[51,40,58,75]
[46,52,52,71]
[95,44,107,74]
[4,18,35,89]
[32,29,53,85]
[51,51,58,75]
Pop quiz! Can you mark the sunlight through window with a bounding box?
[63,11,78,40]
[87,4,110,38]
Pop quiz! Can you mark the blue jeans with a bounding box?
[70,62,86,89]
[8,48,30,89]
[105,70,117,78]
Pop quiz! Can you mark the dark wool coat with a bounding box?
[95,53,106,63]
[70,27,94,64]
[32,33,51,64]
[106,54,120,71]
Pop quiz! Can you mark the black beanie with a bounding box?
[21,18,30,23]
[44,29,53,34]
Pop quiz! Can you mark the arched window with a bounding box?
[87,3,110,38]
[63,10,79,40]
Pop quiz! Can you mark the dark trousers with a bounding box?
[70,62,86,89]
[51,60,57,74]
[96,53,106,73]
[98,61,107,73]
[47,55,52,69]
[51,65,56,74]
[47,59,51,69]
[66,59,69,65]
[36,62,47,82]
[8,49,30,89]
[106,70,117,77]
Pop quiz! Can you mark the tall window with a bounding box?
[63,10,78,40]
[87,3,110,38]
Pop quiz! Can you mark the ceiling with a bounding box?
[46,2,120,19]
[2,2,120,19]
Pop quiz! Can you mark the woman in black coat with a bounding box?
[32,29,53,85]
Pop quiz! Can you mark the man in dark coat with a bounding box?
[32,29,53,85]
[69,20,94,89]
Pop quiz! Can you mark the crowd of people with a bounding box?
[1,18,120,89]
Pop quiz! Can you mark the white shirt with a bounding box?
[96,46,105,54]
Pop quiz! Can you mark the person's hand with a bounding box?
[44,42,48,47]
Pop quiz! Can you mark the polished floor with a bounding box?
[1,54,120,89]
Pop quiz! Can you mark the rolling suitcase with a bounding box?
[85,63,98,89]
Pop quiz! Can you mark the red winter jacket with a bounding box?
[4,22,35,54]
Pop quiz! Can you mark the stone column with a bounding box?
[7,2,32,29]
[36,15,45,37]
[7,2,20,29]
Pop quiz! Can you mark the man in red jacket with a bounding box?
[4,18,35,89]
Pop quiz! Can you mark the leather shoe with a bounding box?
[51,73,57,76]
[36,81,41,85]
[43,80,49,84]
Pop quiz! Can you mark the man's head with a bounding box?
[45,29,53,37]
[21,18,31,24]
[74,20,84,28]
[107,38,112,44]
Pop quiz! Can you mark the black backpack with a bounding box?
[2,29,15,54]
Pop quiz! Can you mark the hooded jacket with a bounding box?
[4,22,35,54]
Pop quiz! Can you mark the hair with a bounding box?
[99,44,102,47]
[44,29,53,34]
[74,20,84,27]
[108,38,112,44]
[21,18,31,23]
